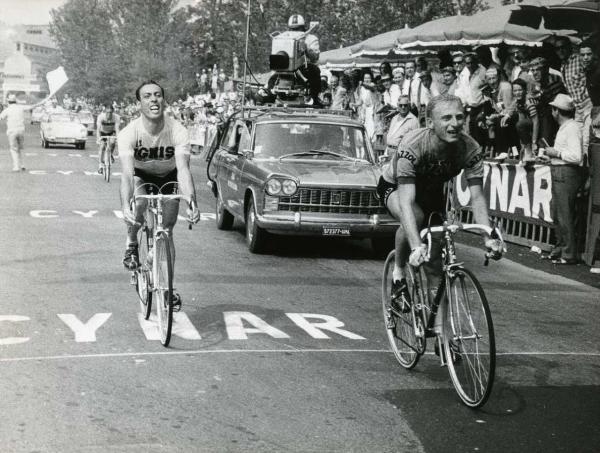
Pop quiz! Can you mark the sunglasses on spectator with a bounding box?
[398,103,410,107]
[453,60,463,65]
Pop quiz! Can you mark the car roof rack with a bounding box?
[239,105,353,119]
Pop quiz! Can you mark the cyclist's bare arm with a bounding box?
[96,115,103,142]
[119,152,136,214]
[175,153,197,203]
[468,183,493,238]
[396,183,423,249]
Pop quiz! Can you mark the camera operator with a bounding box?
[288,14,322,106]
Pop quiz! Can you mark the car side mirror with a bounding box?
[241,149,254,159]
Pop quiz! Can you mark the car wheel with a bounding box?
[42,138,49,149]
[245,197,268,254]
[371,236,394,259]
[80,142,86,150]
[216,196,234,230]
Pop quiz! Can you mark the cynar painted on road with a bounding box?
[0,312,366,345]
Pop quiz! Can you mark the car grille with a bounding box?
[277,188,386,214]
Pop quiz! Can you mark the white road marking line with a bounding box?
[0,350,598,363]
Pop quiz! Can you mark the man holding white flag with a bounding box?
[0,67,68,172]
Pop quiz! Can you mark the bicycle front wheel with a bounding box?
[443,267,496,408]
[154,232,173,347]
[105,159,111,182]
[136,225,152,320]
[381,251,422,369]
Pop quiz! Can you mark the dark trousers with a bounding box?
[550,165,587,260]
[299,63,321,102]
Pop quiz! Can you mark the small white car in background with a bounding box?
[30,106,46,124]
[40,112,88,149]
[78,110,95,135]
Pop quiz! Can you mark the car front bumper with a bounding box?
[256,211,400,237]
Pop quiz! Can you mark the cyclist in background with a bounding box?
[96,104,120,174]
[377,94,503,309]
[118,80,200,311]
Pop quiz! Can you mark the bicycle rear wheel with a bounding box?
[154,232,173,347]
[136,225,152,319]
[443,267,496,408]
[381,251,423,369]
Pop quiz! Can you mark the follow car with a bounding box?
[207,107,399,254]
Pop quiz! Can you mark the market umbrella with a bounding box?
[319,45,418,70]
[349,26,414,57]
[508,0,600,34]
[397,4,575,51]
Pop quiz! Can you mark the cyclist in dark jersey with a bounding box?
[377,94,503,306]
[96,104,120,173]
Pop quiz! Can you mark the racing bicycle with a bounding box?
[382,220,506,408]
[98,136,117,182]
[131,183,196,347]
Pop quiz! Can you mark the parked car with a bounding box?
[30,106,46,124]
[78,110,95,135]
[207,107,399,254]
[40,112,88,149]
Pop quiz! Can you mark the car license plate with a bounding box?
[322,226,351,236]
[60,138,75,143]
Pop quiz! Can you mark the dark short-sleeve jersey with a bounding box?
[382,128,484,188]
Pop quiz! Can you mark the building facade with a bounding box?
[0,24,59,103]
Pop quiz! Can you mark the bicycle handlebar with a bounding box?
[131,194,197,229]
[418,222,506,266]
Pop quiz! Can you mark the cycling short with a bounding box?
[376,176,446,226]
[99,131,116,137]
[134,168,179,194]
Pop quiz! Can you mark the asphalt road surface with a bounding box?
[0,123,598,453]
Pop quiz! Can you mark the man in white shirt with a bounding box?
[382,73,401,108]
[385,95,419,155]
[539,94,585,264]
[0,94,46,171]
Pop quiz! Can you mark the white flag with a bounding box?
[46,66,69,97]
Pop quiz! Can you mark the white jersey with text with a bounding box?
[117,115,190,177]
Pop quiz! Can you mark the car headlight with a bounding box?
[281,179,297,195]
[265,178,298,196]
[266,179,282,196]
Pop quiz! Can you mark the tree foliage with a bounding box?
[50,0,488,101]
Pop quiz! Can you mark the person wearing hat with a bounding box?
[0,94,48,172]
[539,93,586,264]
[382,73,401,109]
[392,67,406,94]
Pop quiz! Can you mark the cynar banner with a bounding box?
[453,162,553,225]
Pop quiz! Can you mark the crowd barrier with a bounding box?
[448,160,562,252]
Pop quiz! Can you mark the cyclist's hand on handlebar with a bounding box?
[409,244,429,267]
[187,201,200,224]
[484,238,504,261]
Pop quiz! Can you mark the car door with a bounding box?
[218,120,246,215]
[225,120,252,218]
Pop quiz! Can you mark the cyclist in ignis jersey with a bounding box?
[96,104,121,173]
[377,94,503,309]
[118,80,200,310]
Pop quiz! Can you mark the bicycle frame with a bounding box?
[412,222,505,365]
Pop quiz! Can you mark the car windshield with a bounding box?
[78,112,93,122]
[51,113,79,123]
[253,122,373,162]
